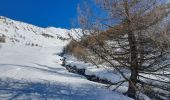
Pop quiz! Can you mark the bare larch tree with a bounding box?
[69,0,170,99]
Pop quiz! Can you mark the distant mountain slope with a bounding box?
[0,16,80,47]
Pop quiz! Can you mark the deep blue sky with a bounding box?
[0,0,82,29]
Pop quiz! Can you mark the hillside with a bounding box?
[0,16,131,100]
[0,16,76,47]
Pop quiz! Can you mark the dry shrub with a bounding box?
[143,85,153,95]
[65,29,113,59]
[66,40,87,59]
[0,35,6,43]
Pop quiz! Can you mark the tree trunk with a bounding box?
[127,68,138,98]
[127,32,138,99]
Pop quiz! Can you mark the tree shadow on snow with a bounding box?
[0,78,102,100]
[0,63,85,78]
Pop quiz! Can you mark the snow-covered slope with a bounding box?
[0,44,132,100]
[0,17,131,100]
[0,16,73,47]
